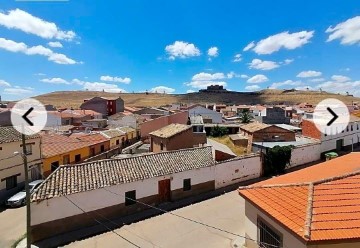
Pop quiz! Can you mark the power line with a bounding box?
[61,193,141,248]
[102,188,281,248]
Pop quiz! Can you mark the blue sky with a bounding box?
[0,0,360,100]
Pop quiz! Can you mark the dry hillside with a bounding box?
[33,89,360,108]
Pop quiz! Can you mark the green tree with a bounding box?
[263,145,293,176]
[239,109,253,123]
[210,125,228,137]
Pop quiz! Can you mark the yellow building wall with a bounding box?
[42,147,90,177]
[109,135,126,148]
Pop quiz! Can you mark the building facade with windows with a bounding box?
[30,147,216,242]
[80,96,124,116]
[302,116,360,156]
[0,127,42,204]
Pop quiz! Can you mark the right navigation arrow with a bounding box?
[327,107,338,126]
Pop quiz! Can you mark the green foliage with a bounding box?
[210,125,228,137]
[263,145,293,176]
[239,109,253,123]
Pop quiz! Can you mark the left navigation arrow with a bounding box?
[22,107,34,126]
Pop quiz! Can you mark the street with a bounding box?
[64,191,246,248]
[0,205,25,248]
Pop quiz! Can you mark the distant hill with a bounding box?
[34,89,360,108]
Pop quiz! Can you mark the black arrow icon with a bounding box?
[327,107,338,126]
[22,107,34,126]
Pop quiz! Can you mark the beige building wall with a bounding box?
[0,138,42,203]
[243,200,360,248]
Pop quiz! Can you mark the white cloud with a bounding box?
[331,75,351,83]
[243,41,255,51]
[251,31,314,55]
[192,72,225,81]
[270,80,302,89]
[227,72,247,79]
[48,41,63,48]
[100,75,131,84]
[165,41,201,59]
[317,80,360,96]
[41,77,70,84]
[186,81,227,89]
[186,89,195,93]
[295,85,314,91]
[0,38,77,64]
[34,73,46,76]
[0,79,11,87]
[233,53,242,62]
[284,59,294,65]
[249,59,280,70]
[0,9,76,41]
[297,70,322,78]
[326,16,360,45]
[150,86,175,94]
[309,78,325,83]
[240,74,249,79]
[245,85,261,91]
[83,82,126,93]
[4,86,34,95]
[207,47,218,57]
[247,74,269,84]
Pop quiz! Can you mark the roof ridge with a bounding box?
[239,182,310,190]
[60,146,213,168]
[304,183,314,240]
[313,169,360,186]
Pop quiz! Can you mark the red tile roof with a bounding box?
[41,134,92,158]
[239,153,360,243]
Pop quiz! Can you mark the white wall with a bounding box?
[288,143,321,168]
[45,113,61,127]
[244,200,306,248]
[188,106,222,124]
[320,122,360,153]
[215,154,261,189]
[31,165,215,226]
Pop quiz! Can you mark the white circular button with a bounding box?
[11,99,48,135]
[313,98,350,136]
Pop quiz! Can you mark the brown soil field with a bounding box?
[33,89,360,108]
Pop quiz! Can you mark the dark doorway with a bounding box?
[336,139,343,151]
[158,179,171,202]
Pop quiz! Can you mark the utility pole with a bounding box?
[21,126,31,248]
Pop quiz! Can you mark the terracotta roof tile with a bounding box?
[239,153,360,243]
[32,146,214,202]
[149,124,191,138]
[0,126,40,144]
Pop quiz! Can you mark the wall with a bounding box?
[140,111,188,138]
[214,154,261,189]
[0,138,42,203]
[115,98,125,113]
[0,111,13,126]
[192,132,207,146]
[31,165,215,241]
[89,141,110,156]
[302,120,321,140]
[80,97,107,116]
[243,200,307,248]
[288,143,321,168]
[151,128,194,153]
[188,106,222,124]
[42,146,90,177]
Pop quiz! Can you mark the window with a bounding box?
[63,155,70,164]
[116,139,120,145]
[25,144,32,155]
[75,154,81,162]
[351,125,353,131]
[347,126,349,132]
[160,142,164,151]
[258,219,282,248]
[183,178,191,191]
[5,175,17,190]
[101,145,105,152]
[125,190,136,206]
[90,147,95,156]
[51,161,59,172]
